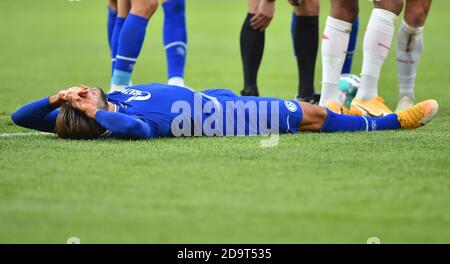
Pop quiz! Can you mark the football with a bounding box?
[338,74,361,108]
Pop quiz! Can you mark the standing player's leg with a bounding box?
[162,0,187,87]
[396,0,432,112]
[319,0,358,106]
[110,0,129,75]
[352,0,404,116]
[111,0,158,91]
[107,0,118,51]
[291,0,320,104]
[341,15,359,74]
[240,0,269,96]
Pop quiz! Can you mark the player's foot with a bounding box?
[351,96,392,117]
[326,100,363,116]
[395,96,415,113]
[326,100,343,114]
[296,93,321,105]
[168,77,185,87]
[241,86,259,96]
[397,100,439,129]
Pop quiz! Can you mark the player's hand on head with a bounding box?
[54,87,82,105]
[66,90,98,118]
[58,87,78,100]
[49,89,70,107]
[57,90,69,102]
[77,87,89,98]
[79,85,90,97]
[62,86,89,101]
[251,0,275,32]
[68,86,88,96]
[68,94,89,109]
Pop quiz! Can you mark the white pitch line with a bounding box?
[0,132,52,137]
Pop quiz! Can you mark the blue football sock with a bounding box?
[107,6,117,51]
[110,16,125,74]
[342,16,359,74]
[163,0,187,80]
[321,109,401,132]
[112,13,149,86]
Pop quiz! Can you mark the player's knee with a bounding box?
[131,0,158,19]
[407,14,426,27]
[294,0,319,16]
[405,9,427,27]
[306,108,327,132]
[298,103,327,132]
[313,107,328,131]
[149,0,159,12]
[331,1,359,23]
[247,0,259,14]
[109,0,118,12]
[375,0,404,16]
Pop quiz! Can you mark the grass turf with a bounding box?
[0,0,449,243]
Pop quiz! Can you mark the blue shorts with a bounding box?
[202,89,303,135]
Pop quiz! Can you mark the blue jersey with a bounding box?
[11,83,303,139]
[105,83,303,138]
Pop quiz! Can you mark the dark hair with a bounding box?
[55,104,105,139]
[54,88,108,139]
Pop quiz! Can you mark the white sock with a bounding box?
[109,84,126,93]
[356,8,398,101]
[168,77,185,87]
[319,16,352,106]
[397,19,423,99]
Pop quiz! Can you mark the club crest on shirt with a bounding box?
[116,87,152,103]
[284,101,297,112]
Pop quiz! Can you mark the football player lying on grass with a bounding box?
[11,83,438,139]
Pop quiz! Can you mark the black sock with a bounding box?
[240,13,265,96]
[292,15,319,98]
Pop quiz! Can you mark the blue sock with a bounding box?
[342,16,359,74]
[163,0,187,80]
[107,6,117,51]
[321,109,401,132]
[112,13,149,86]
[110,16,125,75]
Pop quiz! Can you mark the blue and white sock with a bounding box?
[163,0,187,86]
[342,16,359,74]
[107,6,117,51]
[110,16,126,74]
[112,13,149,87]
[321,109,401,132]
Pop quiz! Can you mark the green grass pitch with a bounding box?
[0,0,449,243]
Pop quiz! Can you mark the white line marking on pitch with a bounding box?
[0,132,52,137]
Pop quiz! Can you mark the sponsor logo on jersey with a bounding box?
[116,87,152,103]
